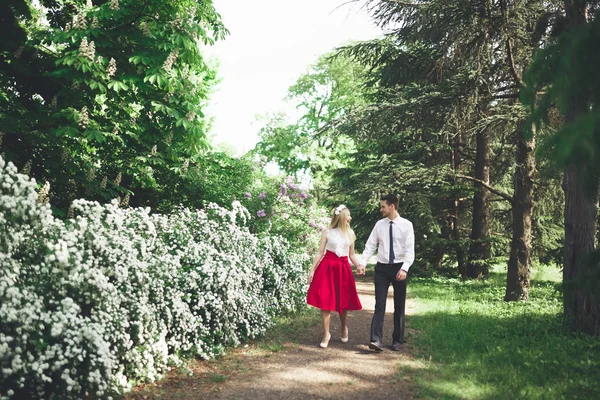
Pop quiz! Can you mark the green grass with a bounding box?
[258,306,321,349]
[406,264,600,400]
[207,372,226,383]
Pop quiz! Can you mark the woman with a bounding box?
[306,204,362,348]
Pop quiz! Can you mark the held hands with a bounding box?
[356,265,366,276]
[396,269,407,281]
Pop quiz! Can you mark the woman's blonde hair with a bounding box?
[329,206,355,242]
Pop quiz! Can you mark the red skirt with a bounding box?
[306,251,362,313]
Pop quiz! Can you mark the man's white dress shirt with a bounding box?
[360,216,415,271]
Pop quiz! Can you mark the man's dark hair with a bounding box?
[380,193,399,210]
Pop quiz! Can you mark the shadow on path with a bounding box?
[127,281,420,400]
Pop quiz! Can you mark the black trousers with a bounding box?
[370,262,406,344]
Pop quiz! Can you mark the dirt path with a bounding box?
[127,280,422,400]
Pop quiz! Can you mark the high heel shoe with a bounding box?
[319,332,331,348]
[341,327,349,343]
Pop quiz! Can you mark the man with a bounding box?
[357,193,415,352]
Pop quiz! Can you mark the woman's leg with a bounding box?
[320,309,331,347]
[339,310,348,341]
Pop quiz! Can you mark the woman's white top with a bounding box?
[325,228,352,257]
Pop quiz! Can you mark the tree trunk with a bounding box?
[505,126,535,301]
[453,199,466,276]
[466,127,491,279]
[561,0,600,335]
[433,245,444,270]
[563,163,599,333]
[433,217,452,270]
[452,130,466,276]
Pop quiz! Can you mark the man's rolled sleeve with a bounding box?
[360,225,379,266]
[402,221,415,272]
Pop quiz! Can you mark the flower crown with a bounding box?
[334,204,346,215]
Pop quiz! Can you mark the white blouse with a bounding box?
[325,228,352,257]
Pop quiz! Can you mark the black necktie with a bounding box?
[389,221,395,264]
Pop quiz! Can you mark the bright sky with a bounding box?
[204,0,382,155]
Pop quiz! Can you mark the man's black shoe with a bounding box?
[391,342,402,351]
[369,341,383,352]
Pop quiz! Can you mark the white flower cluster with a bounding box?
[119,193,130,207]
[78,38,95,62]
[181,64,190,80]
[107,58,117,77]
[72,13,87,30]
[37,182,50,204]
[0,155,309,399]
[78,106,89,130]
[21,160,31,176]
[86,168,95,182]
[113,172,122,187]
[109,0,119,11]
[185,111,196,122]
[162,49,179,72]
[141,22,151,37]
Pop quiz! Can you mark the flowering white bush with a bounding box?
[0,156,310,399]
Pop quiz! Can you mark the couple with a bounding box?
[306,193,415,352]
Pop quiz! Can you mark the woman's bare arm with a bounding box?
[308,230,328,283]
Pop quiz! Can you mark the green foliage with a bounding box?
[329,40,480,270]
[253,113,307,174]
[146,151,255,213]
[0,0,228,212]
[408,267,600,399]
[531,157,564,266]
[522,8,600,330]
[523,9,600,188]
[326,0,564,275]
[254,51,368,193]
[236,161,328,253]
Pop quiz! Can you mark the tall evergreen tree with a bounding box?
[331,0,553,282]
[524,3,600,332]
[501,1,562,300]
